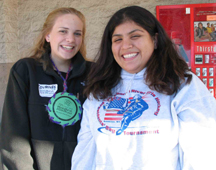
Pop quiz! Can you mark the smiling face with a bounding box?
[111,21,155,74]
[46,13,83,64]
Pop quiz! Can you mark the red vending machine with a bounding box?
[156,3,216,98]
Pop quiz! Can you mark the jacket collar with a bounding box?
[45,51,86,79]
[70,51,87,79]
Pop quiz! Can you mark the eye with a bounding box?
[59,30,67,34]
[131,35,141,39]
[74,32,82,36]
[112,38,122,43]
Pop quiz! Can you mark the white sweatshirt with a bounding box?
[72,68,216,170]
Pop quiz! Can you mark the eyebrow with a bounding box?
[112,29,144,37]
[59,27,82,32]
[59,27,69,29]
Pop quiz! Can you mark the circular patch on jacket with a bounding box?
[47,92,82,127]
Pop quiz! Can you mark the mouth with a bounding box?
[122,52,138,59]
[61,45,75,50]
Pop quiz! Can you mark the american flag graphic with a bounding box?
[103,97,133,122]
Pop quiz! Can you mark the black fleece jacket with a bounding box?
[0,52,91,170]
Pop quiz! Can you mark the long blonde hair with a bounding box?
[30,7,86,64]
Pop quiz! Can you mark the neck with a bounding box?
[51,57,72,73]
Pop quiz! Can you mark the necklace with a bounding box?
[46,56,82,127]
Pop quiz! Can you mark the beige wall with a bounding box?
[0,0,214,117]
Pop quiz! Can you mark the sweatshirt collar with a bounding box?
[117,67,146,98]
[121,67,146,80]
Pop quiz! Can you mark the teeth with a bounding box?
[62,45,74,50]
[123,53,137,58]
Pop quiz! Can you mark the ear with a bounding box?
[154,33,158,49]
[45,34,50,42]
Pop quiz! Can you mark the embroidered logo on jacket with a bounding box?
[97,90,161,135]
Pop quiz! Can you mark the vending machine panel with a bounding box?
[156,3,216,98]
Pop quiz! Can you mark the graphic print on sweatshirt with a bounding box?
[97,90,161,135]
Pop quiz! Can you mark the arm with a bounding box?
[0,65,35,169]
[175,77,216,169]
[71,99,96,170]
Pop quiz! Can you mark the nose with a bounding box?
[122,38,133,49]
[66,34,75,43]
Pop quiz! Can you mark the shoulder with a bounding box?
[180,72,208,93]
[10,58,41,77]
[83,94,100,108]
[72,52,92,75]
[175,72,213,103]
[85,61,93,71]
[12,58,39,69]
[203,27,207,30]
[171,72,216,116]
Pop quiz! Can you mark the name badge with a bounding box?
[39,84,58,97]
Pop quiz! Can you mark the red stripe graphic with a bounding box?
[104,117,122,121]
[105,113,121,116]
[104,111,123,122]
